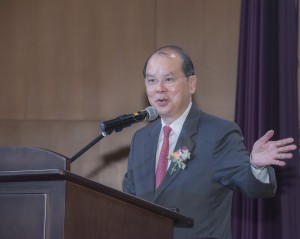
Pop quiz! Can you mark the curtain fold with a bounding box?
[232,0,299,238]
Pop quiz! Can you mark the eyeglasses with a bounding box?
[145,75,188,87]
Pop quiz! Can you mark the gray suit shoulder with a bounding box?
[196,108,241,133]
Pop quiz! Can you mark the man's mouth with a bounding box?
[156,98,169,106]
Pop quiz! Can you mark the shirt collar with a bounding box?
[160,102,192,135]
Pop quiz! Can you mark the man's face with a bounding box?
[144,53,196,124]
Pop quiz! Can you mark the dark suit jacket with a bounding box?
[122,104,277,239]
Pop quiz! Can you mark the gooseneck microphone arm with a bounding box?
[70,106,158,163]
[70,134,105,163]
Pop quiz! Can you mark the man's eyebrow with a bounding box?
[146,73,174,77]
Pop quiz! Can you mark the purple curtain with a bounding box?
[232,0,300,239]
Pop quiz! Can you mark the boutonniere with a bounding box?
[168,146,191,175]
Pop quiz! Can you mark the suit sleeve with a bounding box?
[122,133,136,195]
[212,123,277,198]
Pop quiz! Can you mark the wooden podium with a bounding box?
[0,146,193,239]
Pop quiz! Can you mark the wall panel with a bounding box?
[0,0,156,120]
[156,0,241,120]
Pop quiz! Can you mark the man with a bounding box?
[122,45,297,239]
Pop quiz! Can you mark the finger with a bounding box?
[259,130,275,144]
[271,154,289,166]
[275,138,295,147]
[272,159,286,167]
[277,144,297,153]
[276,152,294,159]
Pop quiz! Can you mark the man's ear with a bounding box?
[188,75,197,94]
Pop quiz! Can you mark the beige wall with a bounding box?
[0,0,241,190]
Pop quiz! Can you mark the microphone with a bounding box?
[100,106,158,135]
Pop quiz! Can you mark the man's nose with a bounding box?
[156,79,166,92]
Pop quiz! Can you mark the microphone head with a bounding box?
[145,106,158,121]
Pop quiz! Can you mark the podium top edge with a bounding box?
[0,146,70,171]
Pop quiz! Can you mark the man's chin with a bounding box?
[155,107,169,116]
[156,110,172,120]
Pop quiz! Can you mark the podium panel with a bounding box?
[0,193,47,239]
[65,181,173,239]
[0,179,66,239]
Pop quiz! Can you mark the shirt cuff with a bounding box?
[251,165,270,183]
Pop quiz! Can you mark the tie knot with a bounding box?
[163,125,172,137]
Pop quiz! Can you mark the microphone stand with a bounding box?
[70,132,108,163]
[70,106,157,163]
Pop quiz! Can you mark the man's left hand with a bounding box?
[250,130,298,168]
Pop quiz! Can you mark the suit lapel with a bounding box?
[153,105,200,201]
[141,121,161,199]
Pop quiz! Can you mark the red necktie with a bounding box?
[155,125,172,189]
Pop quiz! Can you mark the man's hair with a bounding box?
[142,45,195,78]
